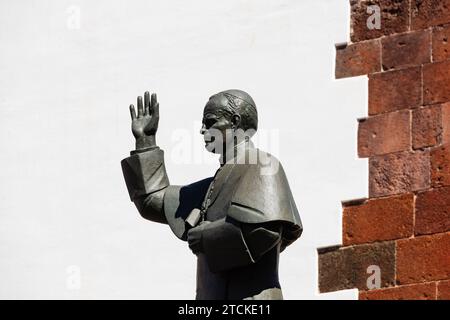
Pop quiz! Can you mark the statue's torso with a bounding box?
[195,162,283,300]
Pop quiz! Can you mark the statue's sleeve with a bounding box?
[121,147,170,224]
[200,218,282,273]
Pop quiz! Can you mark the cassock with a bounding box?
[121,143,302,300]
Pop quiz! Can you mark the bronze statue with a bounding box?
[121,89,302,300]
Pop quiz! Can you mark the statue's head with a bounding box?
[201,89,258,154]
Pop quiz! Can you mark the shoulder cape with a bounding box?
[228,150,303,250]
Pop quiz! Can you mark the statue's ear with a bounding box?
[231,114,241,128]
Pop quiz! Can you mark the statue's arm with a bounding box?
[121,147,169,224]
[134,190,166,224]
[188,218,282,273]
[121,91,169,224]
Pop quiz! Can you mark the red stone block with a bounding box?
[437,280,450,300]
[415,186,450,236]
[382,30,431,71]
[431,145,450,187]
[423,60,450,105]
[351,0,410,42]
[318,242,395,293]
[335,40,381,79]
[411,0,450,29]
[412,105,442,149]
[369,151,430,197]
[433,24,450,62]
[358,110,411,157]
[397,232,450,285]
[359,282,437,300]
[443,103,450,144]
[369,67,422,115]
[343,194,414,246]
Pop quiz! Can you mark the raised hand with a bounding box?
[129,91,159,149]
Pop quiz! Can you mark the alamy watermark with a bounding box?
[66,5,81,30]
[367,5,381,30]
[366,265,381,290]
[66,265,81,290]
[169,122,281,176]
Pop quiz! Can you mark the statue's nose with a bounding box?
[200,124,206,135]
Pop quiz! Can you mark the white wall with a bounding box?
[0,0,367,299]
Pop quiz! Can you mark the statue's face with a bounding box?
[200,95,234,154]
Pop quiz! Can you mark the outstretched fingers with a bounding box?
[153,102,159,120]
[149,100,159,129]
[137,96,144,117]
[150,93,157,113]
[129,104,136,120]
[130,92,158,122]
[144,91,150,115]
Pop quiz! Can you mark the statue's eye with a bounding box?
[204,119,216,128]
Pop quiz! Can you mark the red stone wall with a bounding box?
[318,0,450,300]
